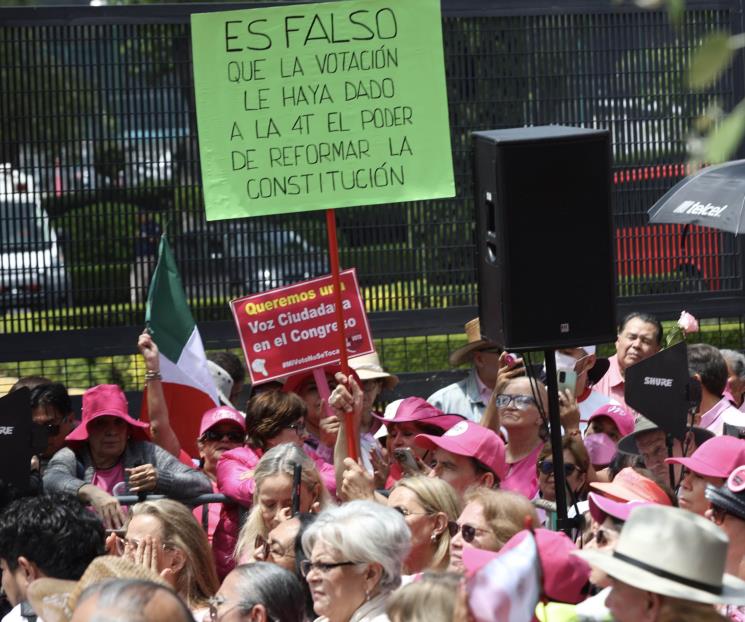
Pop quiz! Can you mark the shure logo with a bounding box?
[644,376,673,388]
[0,426,14,435]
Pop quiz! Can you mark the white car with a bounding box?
[0,163,70,310]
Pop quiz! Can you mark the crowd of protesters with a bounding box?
[5,311,745,621]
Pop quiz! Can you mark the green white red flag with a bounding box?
[144,234,218,456]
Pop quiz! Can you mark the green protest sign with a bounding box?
[191,0,455,220]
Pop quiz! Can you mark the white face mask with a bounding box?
[555,352,578,373]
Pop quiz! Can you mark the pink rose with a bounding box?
[677,311,699,334]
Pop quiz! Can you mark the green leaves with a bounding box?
[704,102,745,163]
[688,32,735,90]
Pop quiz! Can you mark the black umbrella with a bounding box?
[647,159,745,234]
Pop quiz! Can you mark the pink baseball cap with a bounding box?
[588,492,653,524]
[66,384,149,443]
[583,432,618,466]
[588,403,635,437]
[664,435,745,479]
[414,420,506,480]
[590,467,672,506]
[464,529,591,604]
[371,396,464,432]
[199,406,246,437]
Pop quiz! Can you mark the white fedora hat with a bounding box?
[575,505,745,605]
[349,352,398,391]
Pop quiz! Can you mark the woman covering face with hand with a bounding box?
[110,498,219,615]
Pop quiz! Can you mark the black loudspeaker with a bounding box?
[474,125,616,351]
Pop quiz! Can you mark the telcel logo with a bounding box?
[673,200,728,218]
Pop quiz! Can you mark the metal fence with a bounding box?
[2,0,745,392]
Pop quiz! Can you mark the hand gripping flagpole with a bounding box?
[325,209,359,463]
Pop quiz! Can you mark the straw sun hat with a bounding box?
[27,556,167,622]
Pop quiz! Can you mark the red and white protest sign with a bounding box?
[230,269,374,384]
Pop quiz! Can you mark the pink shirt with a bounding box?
[91,463,125,495]
[700,397,745,436]
[502,442,543,499]
[591,354,627,409]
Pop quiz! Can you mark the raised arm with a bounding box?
[138,331,181,457]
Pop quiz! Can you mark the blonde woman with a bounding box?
[234,443,333,562]
[386,571,461,622]
[387,476,461,574]
[448,487,538,572]
[116,498,219,614]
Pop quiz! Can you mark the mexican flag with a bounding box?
[144,234,219,456]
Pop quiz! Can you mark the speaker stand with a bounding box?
[544,349,571,534]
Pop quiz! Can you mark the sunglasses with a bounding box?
[202,429,244,443]
[494,394,537,410]
[538,460,580,477]
[447,521,491,543]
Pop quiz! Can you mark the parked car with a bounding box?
[172,223,328,300]
[0,163,71,310]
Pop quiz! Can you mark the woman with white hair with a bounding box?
[301,500,411,622]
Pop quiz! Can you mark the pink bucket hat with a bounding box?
[464,529,591,604]
[588,492,653,524]
[414,420,506,480]
[66,384,149,443]
[371,396,464,432]
[583,432,618,466]
[665,435,745,479]
[590,467,672,506]
[199,406,246,437]
[588,403,635,437]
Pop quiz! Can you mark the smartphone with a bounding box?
[291,463,302,517]
[557,369,577,394]
[393,448,422,476]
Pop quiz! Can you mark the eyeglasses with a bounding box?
[115,536,172,556]
[538,460,581,477]
[202,429,244,443]
[208,595,244,622]
[254,534,295,560]
[494,394,537,410]
[299,559,359,577]
[447,521,492,543]
[391,506,429,518]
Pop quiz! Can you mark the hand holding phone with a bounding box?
[393,448,422,476]
[557,369,577,395]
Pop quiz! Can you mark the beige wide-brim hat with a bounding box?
[349,352,398,391]
[449,318,502,366]
[575,505,745,606]
[617,415,714,455]
[27,555,166,622]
